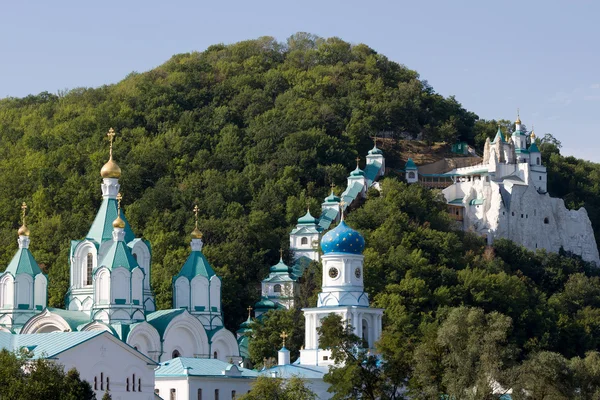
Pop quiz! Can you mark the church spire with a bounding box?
[18,202,30,237]
[112,193,126,242]
[101,128,122,179]
[515,109,522,131]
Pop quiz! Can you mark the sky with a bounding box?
[1,0,598,161]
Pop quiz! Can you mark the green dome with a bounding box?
[405,158,418,170]
[368,145,383,155]
[297,210,317,225]
[324,190,340,203]
[270,258,291,273]
[350,166,365,177]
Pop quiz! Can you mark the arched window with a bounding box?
[138,378,141,392]
[132,374,136,391]
[100,372,104,390]
[198,388,203,400]
[133,253,138,261]
[126,378,130,392]
[273,284,281,293]
[106,377,110,391]
[172,350,180,359]
[94,376,97,390]
[170,389,176,400]
[537,157,540,165]
[213,351,218,359]
[215,389,220,400]
[86,253,93,286]
[408,172,415,179]
[301,237,308,245]
[544,217,549,224]
[232,390,236,399]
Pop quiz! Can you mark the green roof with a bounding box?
[259,364,328,379]
[254,297,285,310]
[448,198,464,205]
[0,331,104,359]
[529,142,540,153]
[364,160,382,182]
[297,210,317,225]
[98,240,139,272]
[368,145,383,155]
[175,249,216,280]
[405,158,418,170]
[324,190,340,203]
[237,336,250,358]
[515,148,530,154]
[469,198,485,205]
[146,309,186,337]
[292,256,311,279]
[45,308,91,331]
[270,258,290,274]
[4,248,42,277]
[87,197,135,243]
[513,129,527,136]
[350,166,364,177]
[492,127,505,143]
[155,357,258,378]
[318,207,339,230]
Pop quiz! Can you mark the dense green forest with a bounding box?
[1,33,600,396]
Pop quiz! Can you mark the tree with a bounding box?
[511,352,574,400]
[247,308,304,367]
[101,390,113,400]
[317,313,404,400]
[238,376,316,400]
[0,349,95,400]
[412,307,515,400]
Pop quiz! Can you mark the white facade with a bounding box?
[55,332,156,400]
[440,117,599,265]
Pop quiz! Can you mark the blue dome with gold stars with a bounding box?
[320,221,365,254]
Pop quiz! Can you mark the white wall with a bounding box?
[156,376,255,400]
[56,333,155,400]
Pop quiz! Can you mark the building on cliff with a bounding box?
[432,114,599,265]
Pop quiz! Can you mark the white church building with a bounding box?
[0,129,242,398]
[438,115,600,265]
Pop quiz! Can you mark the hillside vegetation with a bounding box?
[1,34,600,396]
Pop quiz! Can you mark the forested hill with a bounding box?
[0,33,598,332]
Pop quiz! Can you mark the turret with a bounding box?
[0,203,47,331]
[289,206,320,262]
[173,205,223,329]
[405,158,418,183]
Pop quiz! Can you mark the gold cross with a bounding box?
[280,331,288,347]
[193,204,199,228]
[21,202,27,226]
[279,248,284,259]
[373,133,378,146]
[355,156,360,167]
[330,182,336,189]
[247,306,252,318]
[107,128,116,158]
[116,192,122,211]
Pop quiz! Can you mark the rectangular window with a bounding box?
[198,388,202,400]
[86,253,93,286]
[215,389,219,400]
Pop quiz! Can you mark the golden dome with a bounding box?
[191,227,203,239]
[18,224,30,236]
[101,157,121,179]
[112,215,126,229]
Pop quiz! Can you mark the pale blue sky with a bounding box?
[1,1,598,161]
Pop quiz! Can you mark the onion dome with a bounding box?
[270,258,291,273]
[112,214,125,229]
[18,202,30,236]
[101,128,121,179]
[191,227,203,239]
[515,114,521,125]
[320,220,365,254]
[18,224,30,237]
[530,126,536,140]
[101,158,121,179]
[325,190,341,203]
[350,166,365,177]
[297,209,317,225]
[368,145,383,155]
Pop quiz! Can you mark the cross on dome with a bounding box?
[191,204,203,239]
[280,331,288,347]
[101,128,122,179]
[18,202,30,236]
[112,193,125,229]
